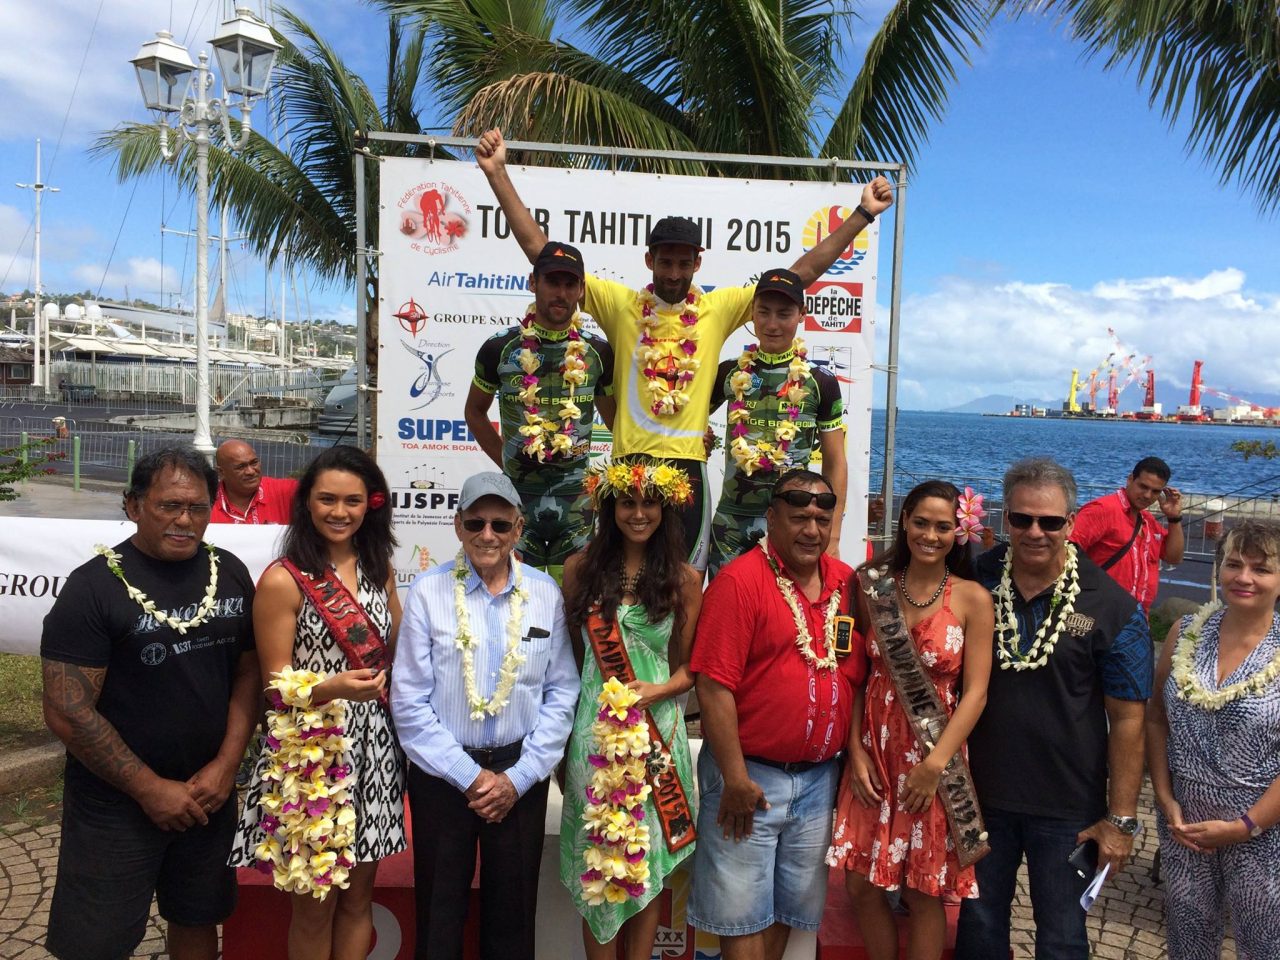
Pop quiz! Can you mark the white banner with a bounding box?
[0,518,283,655]
[377,158,879,585]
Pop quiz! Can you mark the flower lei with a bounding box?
[580,676,653,905]
[583,457,694,509]
[453,549,527,720]
[253,667,355,899]
[955,487,986,545]
[1171,601,1280,710]
[759,539,842,671]
[993,543,1081,671]
[637,284,701,416]
[94,542,219,635]
[515,305,589,462]
[728,338,810,477]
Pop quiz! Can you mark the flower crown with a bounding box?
[584,458,694,509]
[955,486,986,545]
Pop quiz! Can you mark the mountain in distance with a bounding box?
[940,394,1051,414]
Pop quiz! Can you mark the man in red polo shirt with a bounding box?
[689,468,866,960]
[210,439,297,525]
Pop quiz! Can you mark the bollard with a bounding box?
[19,431,28,465]
[73,435,81,492]
[1204,498,1226,541]
[126,439,136,480]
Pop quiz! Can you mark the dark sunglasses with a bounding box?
[461,517,516,533]
[772,490,838,510]
[1006,512,1069,532]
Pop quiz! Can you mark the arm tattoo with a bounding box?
[42,660,149,795]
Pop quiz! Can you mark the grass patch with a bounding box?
[0,652,50,752]
[0,776,63,830]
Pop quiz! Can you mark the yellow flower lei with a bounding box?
[728,338,811,477]
[637,284,702,416]
[993,543,1081,671]
[453,549,528,720]
[580,677,653,905]
[515,305,590,462]
[583,457,694,509]
[1171,601,1280,710]
[254,667,355,900]
[759,539,843,671]
[94,542,220,635]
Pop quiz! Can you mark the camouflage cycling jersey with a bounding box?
[473,320,614,497]
[709,347,844,517]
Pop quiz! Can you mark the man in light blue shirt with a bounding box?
[392,471,579,960]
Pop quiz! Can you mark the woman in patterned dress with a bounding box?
[828,480,993,960]
[229,445,406,960]
[560,461,703,959]
[1149,519,1280,959]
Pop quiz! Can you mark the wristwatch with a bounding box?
[854,203,876,224]
[1241,812,1264,838]
[1106,814,1140,836]
[1167,515,1183,524]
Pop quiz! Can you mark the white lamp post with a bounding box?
[130,7,278,456]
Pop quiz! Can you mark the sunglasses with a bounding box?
[1006,512,1069,532]
[772,490,838,510]
[461,517,517,534]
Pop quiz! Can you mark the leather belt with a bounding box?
[743,753,840,775]
[463,739,524,767]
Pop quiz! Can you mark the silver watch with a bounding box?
[1106,814,1140,836]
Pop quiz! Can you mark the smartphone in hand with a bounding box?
[1067,839,1098,879]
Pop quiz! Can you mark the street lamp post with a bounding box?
[130,6,278,457]
[16,139,60,395]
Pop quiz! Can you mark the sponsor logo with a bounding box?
[140,642,167,666]
[0,571,66,597]
[425,270,529,292]
[395,417,478,451]
[803,280,863,333]
[394,298,428,336]
[401,340,457,410]
[801,206,871,275]
[397,181,471,255]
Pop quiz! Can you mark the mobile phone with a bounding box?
[1067,839,1097,879]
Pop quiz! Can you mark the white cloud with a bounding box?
[73,256,178,300]
[892,269,1280,409]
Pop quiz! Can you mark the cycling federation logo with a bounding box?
[397,181,471,255]
[804,280,863,334]
[394,298,428,336]
[801,205,870,275]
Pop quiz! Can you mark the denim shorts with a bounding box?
[46,785,237,960]
[688,746,839,936]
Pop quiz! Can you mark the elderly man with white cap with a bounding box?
[392,471,579,960]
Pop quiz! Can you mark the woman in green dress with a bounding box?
[561,458,704,959]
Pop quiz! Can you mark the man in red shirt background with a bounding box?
[1071,456,1183,613]
[689,468,866,960]
[209,439,298,525]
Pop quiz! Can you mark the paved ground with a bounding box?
[0,476,125,521]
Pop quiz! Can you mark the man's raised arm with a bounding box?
[476,128,550,264]
[790,175,895,286]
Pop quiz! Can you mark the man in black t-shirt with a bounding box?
[41,446,258,960]
[955,457,1152,960]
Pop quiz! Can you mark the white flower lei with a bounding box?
[993,543,1081,671]
[728,338,811,477]
[515,305,589,462]
[453,549,528,720]
[759,539,842,671]
[94,542,220,635]
[637,284,702,416]
[1171,601,1280,710]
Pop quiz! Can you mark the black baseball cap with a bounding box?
[755,268,806,307]
[646,216,704,251]
[533,241,585,278]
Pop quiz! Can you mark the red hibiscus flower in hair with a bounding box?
[369,492,387,510]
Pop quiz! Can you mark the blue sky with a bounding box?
[2,1,1277,409]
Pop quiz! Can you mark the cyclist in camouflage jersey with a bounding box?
[464,242,616,582]
[707,269,846,578]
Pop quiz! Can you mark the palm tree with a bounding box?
[93,9,436,391]
[1001,0,1280,213]
[378,0,993,178]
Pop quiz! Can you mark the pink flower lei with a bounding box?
[515,308,589,463]
[726,338,811,476]
[637,284,701,417]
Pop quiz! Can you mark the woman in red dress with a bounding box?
[828,480,993,960]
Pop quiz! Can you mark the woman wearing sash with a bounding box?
[560,458,703,959]
[229,445,406,960]
[828,480,993,960]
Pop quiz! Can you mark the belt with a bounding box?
[743,753,840,775]
[463,739,524,767]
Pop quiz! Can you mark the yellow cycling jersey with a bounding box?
[584,273,753,461]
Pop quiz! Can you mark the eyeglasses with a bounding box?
[153,500,212,519]
[461,517,517,534]
[1006,512,1069,532]
[772,490,838,510]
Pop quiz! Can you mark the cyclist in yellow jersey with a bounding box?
[476,128,893,570]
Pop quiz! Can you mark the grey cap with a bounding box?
[458,472,523,511]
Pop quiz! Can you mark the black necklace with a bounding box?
[898,567,948,609]
[620,564,646,597]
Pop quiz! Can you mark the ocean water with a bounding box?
[869,410,1280,501]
